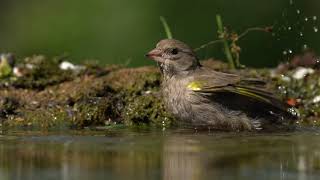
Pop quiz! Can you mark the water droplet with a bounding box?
[305,17,309,21]
[283,50,288,55]
[299,32,304,36]
[288,108,300,117]
[288,26,292,30]
[288,49,293,54]
[314,26,318,32]
[313,16,317,21]
[303,44,308,49]
[278,85,287,95]
[296,9,300,14]
[289,0,294,5]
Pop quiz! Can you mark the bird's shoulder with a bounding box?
[186,67,241,91]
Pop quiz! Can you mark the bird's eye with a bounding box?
[170,48,179,55]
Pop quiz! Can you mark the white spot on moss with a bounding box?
[313,95,320,103]
[292,67,314,80]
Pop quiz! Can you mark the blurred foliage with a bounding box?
[0,57,12,78]
[0,0,319,67]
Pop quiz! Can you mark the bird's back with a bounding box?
[162,67,296,131]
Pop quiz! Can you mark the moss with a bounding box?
[274,71,320,125]
[7,107,71,130]
[0,58,13,78]
[0,97,19,120]
[0,59,175,130]
[105,67,176,127]
[11,55,75,89]
[123,94,175,128]
[72,97,113,127]
[1,56,319,130]
[105,67,161,93]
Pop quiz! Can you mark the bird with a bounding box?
[146,39,296,131]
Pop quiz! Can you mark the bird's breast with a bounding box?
[162,77,195,120]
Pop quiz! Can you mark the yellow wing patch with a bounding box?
[187,81,203,91]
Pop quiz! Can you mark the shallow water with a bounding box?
[1,129,320,180]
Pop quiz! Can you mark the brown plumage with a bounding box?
[146,39,295,131]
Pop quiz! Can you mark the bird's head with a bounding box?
[146,39,200,78]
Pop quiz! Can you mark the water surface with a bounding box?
[1,129,320,180]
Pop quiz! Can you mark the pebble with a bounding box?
[292,67,315,80]
[59,61,86,72]
[313,95,320,103]
[59,61,76,70]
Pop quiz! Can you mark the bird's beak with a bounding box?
[145,49,162,60]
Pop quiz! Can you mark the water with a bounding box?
[1,130,320,180]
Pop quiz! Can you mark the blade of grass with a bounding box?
[160,16,173,39]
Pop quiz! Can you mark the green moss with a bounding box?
[0,55,176,130]
[72,97,113,127]
[108,67,175,127]
[123,94,175,128]
[106,67,161,93]
[275,72,320,124]
[128,71,161,93]
[5,57,320,130]
[0,58,13,78]
[7,107,71,130]
[0,97,19,120]
[12,55,75,89]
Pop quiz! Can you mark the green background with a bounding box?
[0,0,319,67]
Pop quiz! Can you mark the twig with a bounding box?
[194,39,223,51]
[238,27,270,40]
[195,26,271,52]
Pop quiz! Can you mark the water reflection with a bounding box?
[0,131,320,180]
[163,136,204,180]
[163,133,320,180]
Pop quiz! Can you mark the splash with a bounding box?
[273,0,319,62]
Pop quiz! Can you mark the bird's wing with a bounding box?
[187,69,241,89]
[187,69,287,110]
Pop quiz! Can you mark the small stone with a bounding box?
[312,95,320,103]
[13,67,24,77]
[60,61,75,70]
[144,90,152,94]
[60,61,85,71]
[281,75,291,82]
[292,67,315,80]
[26,64,34,69]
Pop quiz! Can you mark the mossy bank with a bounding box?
[0,55,319,130]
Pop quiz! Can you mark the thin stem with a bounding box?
[238,27,267,40]
[194,39,223,51]
[160,16,173,39]
[216,14,235,69]
[234,50,240,67]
